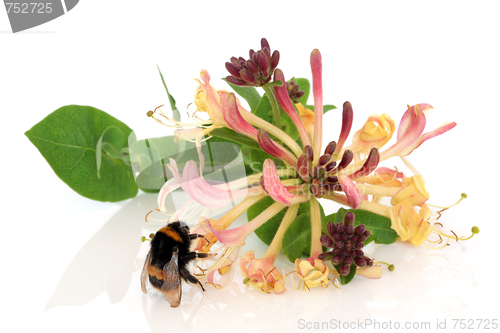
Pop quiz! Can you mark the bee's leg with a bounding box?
[189,233,210,243]
[183,252,214,261]
[180,267,206,291]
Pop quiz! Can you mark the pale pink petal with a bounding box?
[182,161,248,209]
[412,122,457,152]
[157,178,181,212]
[337,173,362,209]
[262,159,306,205]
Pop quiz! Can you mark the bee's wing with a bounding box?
[161,247,182,308]
[140,250,152,294]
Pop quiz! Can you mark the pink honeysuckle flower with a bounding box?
[203,201,286,246]
[167,159,261,210]
[337,173,363,209]
[222,93,302,160]
[261,159,308,205]
[310,49,324,164]
[239,251,285,294]
[273,69,311,147]
[257,129,298,166]
[379,104,456,161]
[194,70,230,128]
[238,203,299,293]
[221,92,258,139]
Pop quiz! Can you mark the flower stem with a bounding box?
[309,197,322,259]
[262,85,282,136]
[263,204,299,262]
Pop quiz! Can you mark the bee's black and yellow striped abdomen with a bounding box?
[147,222,191,289]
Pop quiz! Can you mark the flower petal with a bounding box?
[222,93,258,139]
[273,69,311,147]
[337,173,363,209]
[257,129,298,166]
[310,49,323,164]
[181,160,249,209]
[262,159,307,205]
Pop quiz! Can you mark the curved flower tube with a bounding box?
[261,159,308,205]
[310,49,323,164]
[380,104,457,160]
[203,202,286,246]
[273,69,311,148]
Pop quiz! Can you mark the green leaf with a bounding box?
[333,263,357,285]
[157,65,181,122]
[322,208,398,245]
[25,105,138,202]
[96,126,124,178]
[248,197,287,246]
[249,148,273,173]
[291,78,310,105]
[210,127,262,151]
[222,78,261,113]
[305,104,337,114]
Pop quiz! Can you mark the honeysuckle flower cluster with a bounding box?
[147,38,478,294]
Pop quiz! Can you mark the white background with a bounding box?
[1,1,499,332]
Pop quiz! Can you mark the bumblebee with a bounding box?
[141,221,210,307]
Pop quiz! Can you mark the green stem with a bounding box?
[262,85,282,136]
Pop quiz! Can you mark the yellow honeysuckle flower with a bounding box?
[294,258,330,289]
[391,175,430,207]
[390,200,433,246]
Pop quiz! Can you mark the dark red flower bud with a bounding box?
[354,256,367,267]
[320,234,334,248]
[354,224,366,235]
[318,154,331,166]
[240,69,258,85]
[324,141,337,155]
[344,212,355,226]
[261,38,270,52]
[336,150,354,171]
[226,76,248,86]
[225,62,242,77]
[339,263,351,276]
[327,222,336,237]
[270,50,280,71]
[331,255,343,265]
